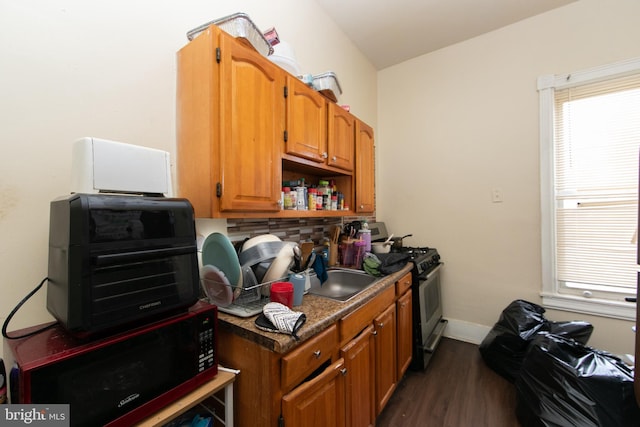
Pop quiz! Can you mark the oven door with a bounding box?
[411,264,447,370]
[417,264,444,352]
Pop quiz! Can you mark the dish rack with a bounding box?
[202,276,289,318]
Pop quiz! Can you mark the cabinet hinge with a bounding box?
[283,130,288,142]
[215,47,221,63]
[283,85,288,98]
[216,182,222,197]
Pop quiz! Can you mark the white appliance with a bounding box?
[70,137,173,196]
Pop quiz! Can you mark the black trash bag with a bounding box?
[515,333,639,427]
[547,320,593,345]
[479,299,594,382]
[479,300,548,382]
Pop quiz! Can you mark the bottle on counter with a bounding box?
[358,228,371,253]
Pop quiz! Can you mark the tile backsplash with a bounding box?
[226,215,375,245]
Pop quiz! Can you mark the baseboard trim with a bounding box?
[443,318,491,345]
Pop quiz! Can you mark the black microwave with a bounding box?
[3,301,217,427]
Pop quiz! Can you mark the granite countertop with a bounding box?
[216,263,413,354]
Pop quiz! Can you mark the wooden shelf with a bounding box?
[135,369,237,427]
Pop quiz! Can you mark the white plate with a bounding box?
[263,243,295,283]
[241,234,280,252]
[200,265,233,307]
[202,232,242,297]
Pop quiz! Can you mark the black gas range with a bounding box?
[393,246,441,277]
[369,222,446,371]
[396,247,446,370]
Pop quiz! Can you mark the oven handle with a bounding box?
[417,263,443,281]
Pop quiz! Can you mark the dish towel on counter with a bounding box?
[362,253,383,276]
[377,253,411,274]
[255,302,306,340]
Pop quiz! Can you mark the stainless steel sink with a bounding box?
[306,268,379,301]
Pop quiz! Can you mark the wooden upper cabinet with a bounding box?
[327,102,355,172]
[285,75,327,163]
[217,32,284,212]
[176,26,283,217]
[176,26,219,218]
[177,24,374,218]
[355,120,375,213]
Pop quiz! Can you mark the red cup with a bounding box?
[270,282,294,308]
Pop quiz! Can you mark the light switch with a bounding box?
[491,188,503,203]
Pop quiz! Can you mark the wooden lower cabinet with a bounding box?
[374,303,397,414]
[396,289,413,379]
[218,270,413,427]
[341,324,376,427]
[282,358,346,427]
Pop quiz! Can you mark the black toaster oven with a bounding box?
[46,193,200,336]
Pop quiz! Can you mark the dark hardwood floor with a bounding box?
[376,337,521,427]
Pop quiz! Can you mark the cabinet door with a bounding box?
[327,102,355,171]
[396,290,413,379]
[217,32,284,212]
[374,303,397,415]
[176,26,219,218]
[282,358,346,427]
[341,325,375,427]
[285,75,327,163]
[355,120,375,212]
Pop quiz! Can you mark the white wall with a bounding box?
[0,0,376,357]
[377,0,640,355]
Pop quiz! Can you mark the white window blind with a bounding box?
[554,74,640,298]
[538,57,640,320]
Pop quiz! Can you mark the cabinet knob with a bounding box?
[372,330,378,336]
[313,350,321,358]
[322,152,328,159]
[332,156,337,162]
[340,368,347,376]
[378,322,384,329]
[360,204,364,209]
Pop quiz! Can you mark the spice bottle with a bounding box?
[295,186,306,210]
[316,188,324,210]
[308,188,316,211]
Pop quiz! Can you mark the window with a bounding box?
[538,57,640,320]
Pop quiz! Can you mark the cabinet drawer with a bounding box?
[339,285,395,344]
[281,324,338,391]
[395,272,412,296]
